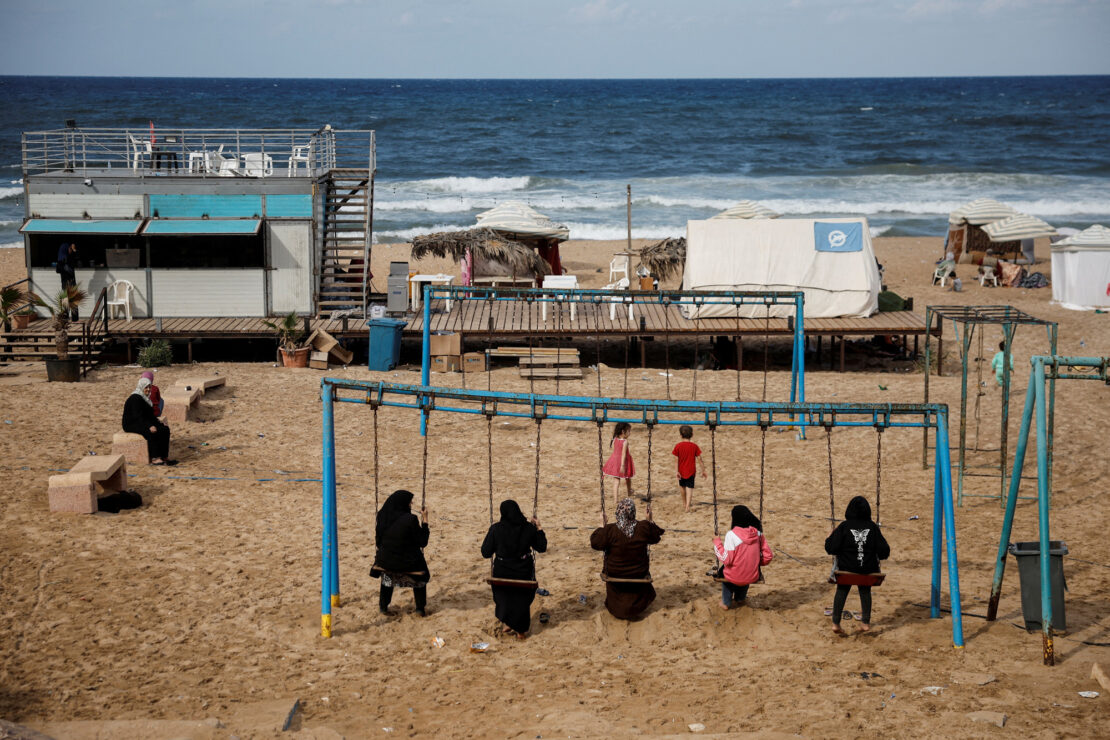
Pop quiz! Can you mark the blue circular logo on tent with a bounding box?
[828,230,847,249]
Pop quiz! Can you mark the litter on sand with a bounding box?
[470,642,490,653]
[1078,691,1100,699]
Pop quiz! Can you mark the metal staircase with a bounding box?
[317,169,373,316]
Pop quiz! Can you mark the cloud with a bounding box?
[570,0,631,23]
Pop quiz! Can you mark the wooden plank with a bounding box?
[520,367,583,379]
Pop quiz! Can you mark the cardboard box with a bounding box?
[429,331,462,356]
[431,354,461,373]
[462,352,487,372]
[309,351,329,370]
[639,276,655,291]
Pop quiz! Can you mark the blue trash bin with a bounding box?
[368,318,406,372]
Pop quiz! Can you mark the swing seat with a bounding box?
[486,576,539,590]
[600,572,653,584]
[371,564,429,581]
[833,571,885,587]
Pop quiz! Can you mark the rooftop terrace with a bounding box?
[21,127,375,179]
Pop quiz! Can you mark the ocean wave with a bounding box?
[870,225,892,237]
[0,186,23,200]
[399,176,534,194]
[561,222,679,240]
[372,224,469,242]
[0,240,23,249]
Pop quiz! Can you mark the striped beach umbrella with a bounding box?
[1054,224,1110,248]
[475,201,570,241]
[982,213,1057,242]
[948,198,1016,225]
[711,200,780,219]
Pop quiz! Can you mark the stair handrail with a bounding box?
[81,286,109,378]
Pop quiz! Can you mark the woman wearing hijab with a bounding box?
[590,497,664,620]
[121,375,174,465]
[481,499,547,637]
[372,490,430,616]
[712,505,774,610]
[825,496,890,634]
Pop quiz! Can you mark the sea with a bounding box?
[1,75,1108,249]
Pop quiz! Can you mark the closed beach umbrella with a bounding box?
[983,213,1057,242]
[949,198,1016,225]
[1055,224,1110,247]
[711,200,780,220]
[475,201,570,241]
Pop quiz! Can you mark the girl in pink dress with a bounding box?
[602,422,635,499]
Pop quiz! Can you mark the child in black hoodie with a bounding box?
[825,496,889,634]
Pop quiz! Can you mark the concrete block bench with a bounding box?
[112,432,150,466]
[174,375,227,396]
[48,453,128,514]
[162,385,202,425]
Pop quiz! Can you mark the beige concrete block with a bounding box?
[48,481,97,514]
[112,432,149,466]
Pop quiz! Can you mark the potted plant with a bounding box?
[0,284,33,333]
[33,285,88,382]
[263,311,311,368]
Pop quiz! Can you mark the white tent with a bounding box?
[681,217,881,319]
[1051,224,1110,310]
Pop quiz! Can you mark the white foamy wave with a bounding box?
[372,223,471,242]
[0,240,23,249]
[376,197,477,214]
[402,176,531,195]
[0,186,23,200]
[641,194,735,211]
[870,225,892,237]
[1004,198,1110,218]
[0,220,18,226]
[562,222,679,240]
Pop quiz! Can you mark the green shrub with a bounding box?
[137,339,173,368]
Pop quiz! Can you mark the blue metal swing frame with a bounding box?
[318,378,965,651]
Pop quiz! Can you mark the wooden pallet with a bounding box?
[519,356,581,368]
[488,346,579,359]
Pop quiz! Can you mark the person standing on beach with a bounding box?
[602,422,635,500]
[991,341,1013,386]
[56,242,78,320]
[672,425,706,512]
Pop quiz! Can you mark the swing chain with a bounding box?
[709,422,719,537]
[644,419,654,519]
[487,413,494,525]
[420,407,431,510]
[373,404,380,516]
[532,417,542,520]
[597,420,607,525]
[759,422,769,523]
[875,424,884,525]
[824,422,835,529]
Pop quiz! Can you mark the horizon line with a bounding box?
[1,73,1108,81]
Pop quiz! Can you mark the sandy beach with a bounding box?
[1,237,1108,738]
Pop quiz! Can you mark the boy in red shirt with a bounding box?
[672,425,706,512]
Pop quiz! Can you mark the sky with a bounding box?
[1,0,1108,78]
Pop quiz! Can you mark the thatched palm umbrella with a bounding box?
[410,227,550,281]
[637,237,686,283]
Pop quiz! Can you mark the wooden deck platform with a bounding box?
[4,302,937,372]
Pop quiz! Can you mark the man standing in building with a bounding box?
[56,241,79,320]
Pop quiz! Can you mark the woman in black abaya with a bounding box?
[481,499,547,636]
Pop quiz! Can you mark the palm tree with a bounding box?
[0,285,31,333]
[32,286,88,359]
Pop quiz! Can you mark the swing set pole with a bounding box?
[421,283,431,436]
[320,381,339,637]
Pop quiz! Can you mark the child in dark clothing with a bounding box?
[824,496,889,634]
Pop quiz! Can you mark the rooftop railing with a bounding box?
[21,127,375,178]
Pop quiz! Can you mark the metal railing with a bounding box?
[22,127,375,178]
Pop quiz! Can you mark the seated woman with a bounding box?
[712,504,774,610]
[121,376,175,465]
[372,490,430,617]
[481,499,547,637]
[825,495,890,635]
[590,497,664,620]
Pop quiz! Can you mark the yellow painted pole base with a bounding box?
[331,593,341,608]
[321,614,332,638]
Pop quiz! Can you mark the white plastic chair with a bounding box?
[243,152,274,178]
[932,261,955,287]
[540,275,578,323]
[608,254,630,283]
[106,280,136,322]
[604,277,633,321]
[978,266,999,287]
[127,134,151,170]
[215,151,241,177]
[287,143,312,176]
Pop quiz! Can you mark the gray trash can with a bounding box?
[1008,540,1067,631]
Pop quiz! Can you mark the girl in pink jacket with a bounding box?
[712,505,774,609]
